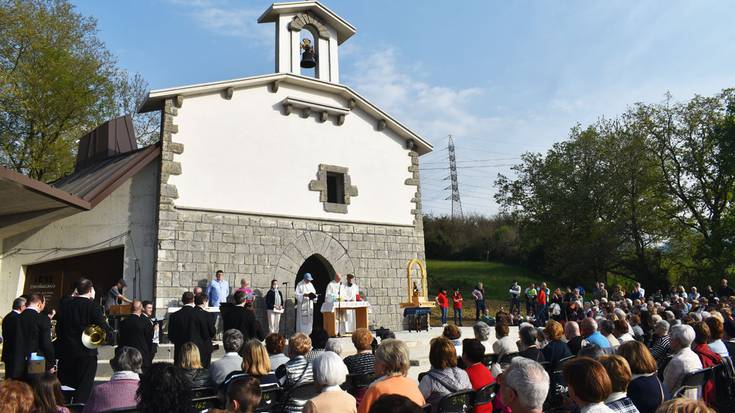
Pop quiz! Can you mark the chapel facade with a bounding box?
[141,1,431,331]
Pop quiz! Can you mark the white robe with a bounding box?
[295,280,317,335]
[343,283,360,332]
[325,281,344,302]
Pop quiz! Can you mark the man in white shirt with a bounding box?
[663,324,703,398]
[295,273,317,335]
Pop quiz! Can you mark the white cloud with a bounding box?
[168,0,271,46]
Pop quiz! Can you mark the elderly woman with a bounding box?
[303,352,356,413]
[563,357,614,413]
[704,316,730,358]
[618,341,666,413]
[541,320,572,370]
[177,342,211,387]
[344,328,376,375]
[277,332,314,413]
[691,322,720,405]
[419,337,472,412]
[358,339,425,413]
[473,321,492,351]
[265,333,290,372]
[492,321,517,361]
[599,356,640,413]
[649,320,671,367]
[663,325,703,398]
[83,347,142,412]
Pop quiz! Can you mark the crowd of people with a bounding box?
[3,277,735,412]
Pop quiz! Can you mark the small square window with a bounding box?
[326,172,345,204]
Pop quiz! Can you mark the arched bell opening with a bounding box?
[299,26,319,78]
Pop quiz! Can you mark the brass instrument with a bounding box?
[81,324,106,349]
[50,319,58,342]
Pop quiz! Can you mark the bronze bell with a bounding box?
[300,39,317,68]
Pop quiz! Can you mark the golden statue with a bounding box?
[401,259,434,308]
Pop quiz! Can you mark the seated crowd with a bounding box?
[4,280,735,413]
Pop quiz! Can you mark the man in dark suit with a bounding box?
[56,278,112,403]
[194,293,216,367]
[16,294,55,376]
[168,291,213,366]
[2,296,27,378]
[223,291,259,341]
[118,300,154,370]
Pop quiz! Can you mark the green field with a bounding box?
[425,260,546,324]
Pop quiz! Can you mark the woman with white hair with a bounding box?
[497,358,549,413]
[303,352,356,413]
[662,324,703,397]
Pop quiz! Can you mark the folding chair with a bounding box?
[437,389,475,413]
[473,383,497,408]
[673,367,713,400]
[255,387,284,412]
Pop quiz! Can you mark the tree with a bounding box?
[0,0,157,182]
[643,90,735,281]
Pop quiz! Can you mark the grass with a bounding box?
[425,260,546,326]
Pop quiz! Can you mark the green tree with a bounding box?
[0,0,157,182]
[642,90,735,282]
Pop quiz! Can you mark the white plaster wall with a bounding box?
[169,83,416,225]
[0,161,159,307]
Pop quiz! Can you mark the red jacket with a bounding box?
[452,292,463,309]
[537,289,547,305]
[693,343,721,406]
[465,363,496,413]
[437,293,449,309]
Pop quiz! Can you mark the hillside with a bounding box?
[425,260,546,324]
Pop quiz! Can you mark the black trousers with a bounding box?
[59,355,97,403]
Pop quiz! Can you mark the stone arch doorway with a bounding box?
[295,254,335,331]
[274,231,356,334]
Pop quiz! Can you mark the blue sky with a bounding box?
[72,0,735,216]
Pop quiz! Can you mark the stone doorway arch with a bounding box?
[274,231,355,333]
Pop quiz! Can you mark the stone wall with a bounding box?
[155,209,425,332]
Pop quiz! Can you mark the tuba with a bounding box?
[81,324,106,349]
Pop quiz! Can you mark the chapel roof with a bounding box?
[138,73,433,155]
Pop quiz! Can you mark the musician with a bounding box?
[223,290,259,341]
[104,278,132,312]
[56,278,111,402]
[295,273,317,335]
[2,296,26,378]
[118,300,154,370]
[15,294,54,376]
[194,293,216,367]
[141,300,159,356]
[168,291,212,366]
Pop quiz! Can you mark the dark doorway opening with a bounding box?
[295,254,336,332]
[23,247,125,312]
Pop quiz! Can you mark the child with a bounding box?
[452,288,464,326]
[436,288,449,326]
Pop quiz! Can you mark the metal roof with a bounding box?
[0,144,160,239]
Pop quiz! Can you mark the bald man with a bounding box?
[118,300,154,369]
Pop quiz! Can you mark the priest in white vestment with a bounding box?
[295,273,317,335]
[343,274,360,332]
[325,273,349,334]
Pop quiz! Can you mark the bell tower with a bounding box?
[258,1,356,84]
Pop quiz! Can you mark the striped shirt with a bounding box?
[279,356,314,413]
[649,335,671,362]
[344,353,375,375]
